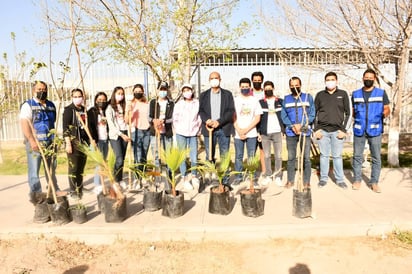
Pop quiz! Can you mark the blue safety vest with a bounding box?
[26,98,56,142]
[283,93,312,136]
[352,87,384,137]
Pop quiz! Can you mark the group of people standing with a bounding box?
[20,67,390,205]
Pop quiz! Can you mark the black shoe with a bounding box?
[318,181,327,188]
[337,182,348,189]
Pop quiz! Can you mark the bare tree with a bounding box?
[44,0,247,89]
[267,0,412,166]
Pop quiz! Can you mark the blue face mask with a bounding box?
[159,90,167,98]
[240,88,250,96]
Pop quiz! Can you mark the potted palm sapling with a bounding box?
[160,145,189,218]
[195,152,235,215]
[240,154,264,217]
[130,161,163,211]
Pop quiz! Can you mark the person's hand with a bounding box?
[337,130,346,139]
[30,139,39,152]
[292,124,302,135]
[65,142,72,154]
[257,134,262,142]
[121,133,131,142]
[212,120,219,128]
[314,130,323,140]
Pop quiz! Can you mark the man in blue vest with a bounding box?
[352,69,390,193]
[19,81,62,205]
[281,77,316,189]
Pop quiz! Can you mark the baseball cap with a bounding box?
[157,81,169,90]
[181,83,193,92]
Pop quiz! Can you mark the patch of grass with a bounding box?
[393,230,412,246]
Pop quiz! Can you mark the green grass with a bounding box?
[393,230,412,246]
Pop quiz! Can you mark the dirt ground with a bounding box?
[1,235,411,274]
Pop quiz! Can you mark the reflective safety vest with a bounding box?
[352,87,384,137]
[26,98,56,142]
[283,93,312,136]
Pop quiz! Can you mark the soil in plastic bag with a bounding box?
[97,192,105,213]
[47,196,71,225]
[103,196,127,223]
[209,185,231,215]
[33,201,50,223]
[293,189,312,218]
[143,190,162,212]
[240,189,264,217]
[162,190,184,218]
[70,207,87,224]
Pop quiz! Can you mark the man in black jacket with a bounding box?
[314,71,351,189]
[199,71,235,164]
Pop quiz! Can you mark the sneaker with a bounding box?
[318,181,327,188]
[93,185,103,195]
[191,177,200,191]
[285,181,294,189]
[352,181,361,190]
[119,181,128,191]
[370,183,381,193]
[274,177,283,187]
[183,178,193,190]
[261,176,272,186]
[337,182,348,189]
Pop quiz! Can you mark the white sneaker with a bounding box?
[261,176,272,186]
[93,185,103,195]
[191,177,200,191]
[183,180,194,190]
[274,177,283,187]
[132,179,142,190]
[119,181,128,191]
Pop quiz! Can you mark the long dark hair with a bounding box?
[94,92,108,107]
[133,83,147,102]
[109,86,125,113]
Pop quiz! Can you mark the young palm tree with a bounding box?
[243,153,260,193]
[160,145,189,196]
[195,152,233,193]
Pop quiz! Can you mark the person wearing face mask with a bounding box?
[148,81,175,187]
[233,77,263,185]
[106,86,131,190]
[314,72,351,190]
[351,69,390,193]
[199,71,235,170]
[173,84,202,191]
[63,88,90,199]
[281,76,316,189]
[250,71,267,178]
[129,84,151,189]
[257,81,285,187]
[87,92,109,194]
[20,81,64,208]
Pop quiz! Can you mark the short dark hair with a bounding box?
[239,77,251,86]
[133,83,144,91]
[324,71,337,80]
[251,71,264,81]
[363,68,376,77]
[263,81,274,89]
[289,76,302,86]
[71,88,84,96]
[32,80,48,91]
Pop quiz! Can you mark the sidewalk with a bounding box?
[0,168,411,244]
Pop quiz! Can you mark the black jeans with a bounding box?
[67,143,87,194]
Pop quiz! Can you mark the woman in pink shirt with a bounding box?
[173,84,202,190]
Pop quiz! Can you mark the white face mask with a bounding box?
[125,94,134,101]
[210,79,220,88]
[73,97,83,106]
[325,80,337,90]
[183,91,193,99]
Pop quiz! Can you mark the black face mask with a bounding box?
[96,102,107,109]
[363,80,374,88]
[134,93,144,100]
[290,87,301,95]
[264,89,274,97]
[253,82,262,90]
[36,91,47,101]
[240,88,250,96]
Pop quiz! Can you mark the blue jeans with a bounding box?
[25,141,59,193]
[150,134,173,167]
[286,135,312,183]
[94,140,108,187]
[353,134,382,184]
[234,137,257,177]
[176,134,198,177]
[261,132,282,178]
[203,128,230,162]
[132,128,151,164]
[110,131,128,182]
[317,130,345,183]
